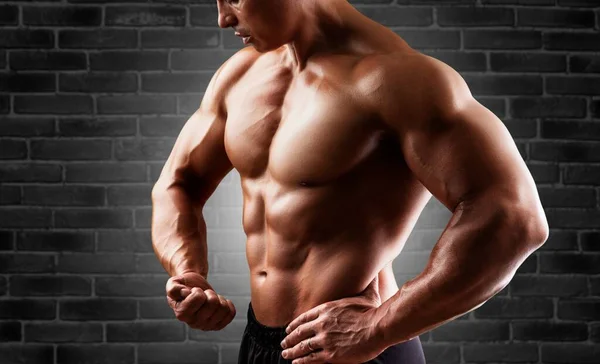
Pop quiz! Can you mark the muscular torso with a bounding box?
[222,26,432,327]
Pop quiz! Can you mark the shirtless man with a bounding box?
[150,0,550,363]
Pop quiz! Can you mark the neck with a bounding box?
[283,0,354,72]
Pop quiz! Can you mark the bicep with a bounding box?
[383,57,539,213]
[155,68,233,206]
[401,97,535,212]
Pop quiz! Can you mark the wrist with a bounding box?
[369,304,393,351]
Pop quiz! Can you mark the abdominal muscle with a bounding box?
[245,228,401,328]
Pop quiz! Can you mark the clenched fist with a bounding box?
[166,271,236,331]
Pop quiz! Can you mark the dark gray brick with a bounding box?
[0,139,27,159]
[464,30,541,49]
[438,7,513,27]
[357,6,433,26]
[0,299,56,319]
[0,322,21,341]
[96,276,166,297]
[59,73,138,93]
[0,345,54,364]
[0,253,55,273]
[139,297,176,319]
[141,29,220,48]
[107,185,152,206]
[114,138,175,161]
[0,117,55,137]
[107,321,185,342]
[17,231,95,252]
[57,345,134,364]
[545,31,600,50]
[90,51,168,71]
[464,343,538,363]
[25,323,102,343]
[0,5,18,25]
[106,6,186,26]
[563,165,600,185]
[10,275,92,296]
[510,275,587,296]
[58,117,136,137]
[0,185,20,205]
[491,52,566,72]
[540,252,600,273]
[22,185,105,206]
[97,95,177,114]
[140,116,186,137]
[65,163,147,183]
[512,321,588,341]
[542,119,600,141]
[60,298,136,320]
[0,163,62,182]
[0,208,52,228]
[0,30,54,49]
[97,230,153,252]
[23,6,101,26]
[545,209,600,229]
[538,186,596,208]
[57,253,136,273]
[474,297,553,319]
[431,321,509,341]
[138,343,219,364]
[142,73,212,93]
[511,97,586,118]
[54,208,133,228]
[0,72,56,92]
[59,30,137,49]
[541,343,600,364]
[580,232,600,251]
[570,54,600,73]
[558,299,600,320]
[14,95,93,115]
[9,51,86,70]
[518,8,595,28]
[30,139,111,160]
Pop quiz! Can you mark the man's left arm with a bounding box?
[370,53,549,349]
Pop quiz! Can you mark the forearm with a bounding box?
[151,180,209,278]
[373,196,547,348]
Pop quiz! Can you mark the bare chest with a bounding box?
[223,62,384,186]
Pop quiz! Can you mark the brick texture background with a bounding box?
[1,0,599,363]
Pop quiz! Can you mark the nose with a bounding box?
[217,3,237,28]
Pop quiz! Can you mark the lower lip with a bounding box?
[242,36,251,44]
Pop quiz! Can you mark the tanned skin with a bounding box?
[151,0,549,363]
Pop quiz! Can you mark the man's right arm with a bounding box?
[151,60,235,278]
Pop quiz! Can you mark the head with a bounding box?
[216,0,302,52]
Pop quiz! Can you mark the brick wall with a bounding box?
[0,0,599,363]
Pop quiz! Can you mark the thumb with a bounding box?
[361,274,381,306]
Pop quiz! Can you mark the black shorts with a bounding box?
[238,302,426,364]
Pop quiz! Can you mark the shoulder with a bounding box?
[353,50,473,131]
[202,47,261,114]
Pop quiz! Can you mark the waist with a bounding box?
[244,301,289,350]
[248,261,398,327]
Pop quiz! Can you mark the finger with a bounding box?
[282,322,318,352]
[175,287,208,322]
[214,299,237,330]
[166,280,188,301]
[290,350,328,364]
[282,335,322,362]
[204,295,231,330]
[285,306,322,334]
[190,289,221,329]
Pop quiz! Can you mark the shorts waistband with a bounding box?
[245,302,289,350]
